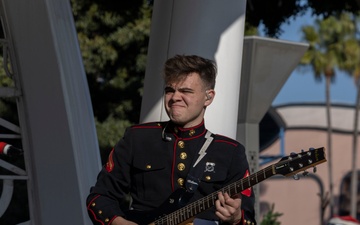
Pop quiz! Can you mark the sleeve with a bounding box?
[86,128,133,225]
[222,143,257,225]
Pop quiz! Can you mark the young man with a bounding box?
[86,55,256,225]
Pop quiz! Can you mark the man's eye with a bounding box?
[164,88,174,93]
[181,89,193,93]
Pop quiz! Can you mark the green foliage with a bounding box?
[300,12,359,81]
[0,53,19,125]
[95,116,132,164]
[246,0,360,38]
[260,204,283,225]
[71,0,151,123]
[246,0,308,37]
[71,0,152,160]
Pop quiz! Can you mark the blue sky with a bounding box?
[270,10,357,106]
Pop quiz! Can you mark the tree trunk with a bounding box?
[326,75,334,217]
[350,78,360,219]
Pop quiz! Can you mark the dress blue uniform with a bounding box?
[86,120,256,225]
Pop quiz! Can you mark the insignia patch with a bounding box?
[204,162,216,173]
[241,169,252,197]
[105,149,115,172]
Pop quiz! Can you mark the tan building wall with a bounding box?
[259,123,360,224]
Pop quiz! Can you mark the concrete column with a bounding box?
[0,0,101,224]
[237,36,309,222]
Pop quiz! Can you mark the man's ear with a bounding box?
[205,89,215,106]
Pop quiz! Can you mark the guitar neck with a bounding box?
[154,164,276,224]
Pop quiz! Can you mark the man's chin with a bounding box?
[170,117,185,126]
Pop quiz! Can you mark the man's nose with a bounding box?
[171,90,182,100]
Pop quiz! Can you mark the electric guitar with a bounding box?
[126,147,327,225]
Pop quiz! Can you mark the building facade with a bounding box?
[259,103,360,225]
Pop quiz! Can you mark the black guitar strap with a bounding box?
[185,130,213,193]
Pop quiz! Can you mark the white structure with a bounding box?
[0,1,100,224]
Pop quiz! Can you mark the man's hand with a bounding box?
[111,216,138,225]
[215,192,242,224]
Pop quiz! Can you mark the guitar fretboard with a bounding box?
[154,164,276,225]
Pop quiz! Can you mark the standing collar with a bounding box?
[167,120,207,139]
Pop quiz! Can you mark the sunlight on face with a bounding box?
[164,73,215,128]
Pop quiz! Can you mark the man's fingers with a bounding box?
[215,192,243,223]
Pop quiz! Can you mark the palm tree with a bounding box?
[300,16,344,219]
[336,13,360,219]
[301,12,360,220]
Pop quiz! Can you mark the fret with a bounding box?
[178,208,184,222]
[173,214,177,225]
[200,199,204,211]
[186,205,190,219]
[234,182,238,194]
[250,175,254,186]
[263,167,267,179]
[198,198,204,212]
[232,182,237,195]
[193,203,197,215]
[167,215,172,225]
[186,205,192,218]
[172,212,176,225]
[207,195,211,208]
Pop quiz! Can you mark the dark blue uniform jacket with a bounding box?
[86,121,256,225]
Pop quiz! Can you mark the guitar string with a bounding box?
[155,165,276,224]
[155,150,323,224]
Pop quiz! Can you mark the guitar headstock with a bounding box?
[274,147,326,177]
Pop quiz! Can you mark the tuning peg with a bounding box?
[313,167,317,173]
[302,170,309,176]
[293,174,300,180]
[309,147,315,151]
[301,149,305,153]
[289,152,297,159]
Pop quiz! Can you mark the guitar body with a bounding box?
[126,188,194,225]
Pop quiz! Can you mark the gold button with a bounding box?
[178,141,185,148]
[105,218,109,222]
[177,163,185,171]
[91,202,96,207]
[180,152,187,160]
[189,129,195,136]
[177,178,184,186]
[146,164,152,169]
[98,210,102,214]
[205,176,211,181]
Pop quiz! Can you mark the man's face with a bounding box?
[164,72,215,128]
